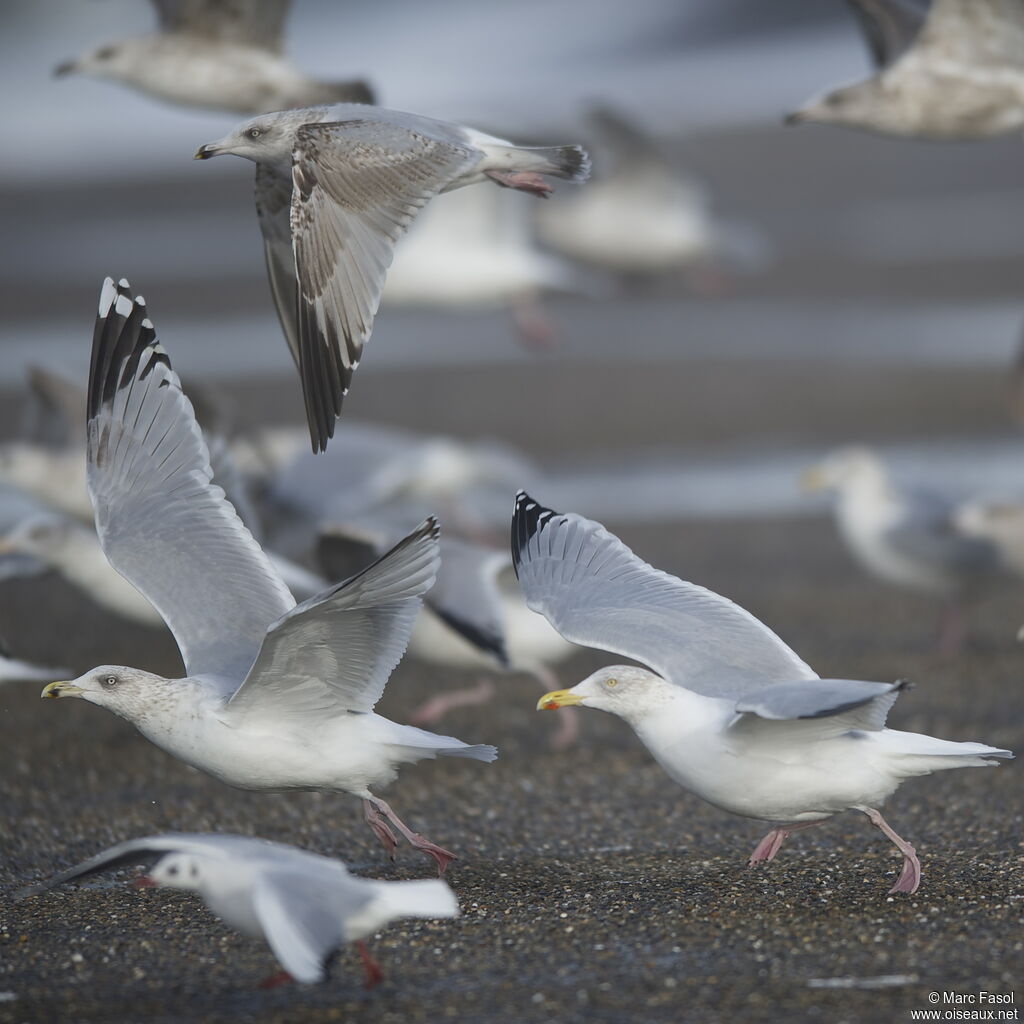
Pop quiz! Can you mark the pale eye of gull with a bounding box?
[605,678,618,688]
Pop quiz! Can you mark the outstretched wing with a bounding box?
[287,120,479,450]
[87,279,294,683]
[914,0,1024,69]
[226,518,440,721]
[846,0,928,68]
[152,0,291,53]
[511,492,816,701]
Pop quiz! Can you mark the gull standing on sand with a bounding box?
[803,447,1002,654]
[55,0,373,114]
[21,833,458,988]
[41,279,496,873]
[787,0,1024,139]
[194,106,590,450]
[513,492,1011,895]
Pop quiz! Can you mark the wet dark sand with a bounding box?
[1,351,1021,1024]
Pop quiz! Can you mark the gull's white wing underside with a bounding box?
[226,518,440,721]
[87,279,294,684]
[511,492,817,701]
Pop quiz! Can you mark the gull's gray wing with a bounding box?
[87,279,294,684]
[427,538,510,667]
[846,0,929,68]
[255,163,301,372]
[226,518,440,721]
[152,0,291,53]
[253,870,368,984]
[885,488,1000,577]
[914,0,1024,68]
[16,833,262,898]
[511,492,816,701]
[287,120,480,450]
[734,678,905,722]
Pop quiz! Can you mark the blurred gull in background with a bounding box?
[20,833,459,988]
[787,0,1024,139]
[53,0,374,114]
[802,446,1004,654]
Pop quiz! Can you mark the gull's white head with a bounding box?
[194,108,327,169]
[0,514,77,562]
[140,852,206,893]
[41,665,174,724]
[537,665,671,724]
[801,446,886,496]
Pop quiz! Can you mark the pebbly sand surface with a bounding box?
[0,346,1021,1024]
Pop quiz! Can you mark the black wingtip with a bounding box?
[510,491,560,578]
[88,277,167,425]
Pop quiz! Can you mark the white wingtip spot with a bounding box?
[135,295,146,306]
[114,294,134,318]
[118,278,130,288]
[98,278,117,317]
[141,319,154,330]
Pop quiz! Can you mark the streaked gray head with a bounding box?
[194,108,328,167]
[786,80,888,131]
[41,665,174,723]
[803,446,886,495]
[54,40,139,83]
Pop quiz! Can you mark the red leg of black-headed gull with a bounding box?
[862,807,921,894]
[410,678,496,727]
[485,169,553,198]
[936,601,966,658]
[747,821,822,866]
[512,298,559,351]
[362,799,398,861]
[259,970,294,990]
[364,795,456,875]
[356,941,384,989]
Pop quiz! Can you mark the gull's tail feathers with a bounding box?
[878,729,1012,775]
[369,878,459,921]
[385,721,498,764]
[516,145,592,184]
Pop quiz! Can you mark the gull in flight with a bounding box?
[513,492,1011,894]
[787,0,1024,139]
[55,0,373,114]
[20,833,459,988]
[41,279,496,873]
[194,105,589,450]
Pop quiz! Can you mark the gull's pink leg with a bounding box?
[485,169,554,198]
[936,601,966,657]
[512,298,559,350]
[862,807,921,894]
[259,969,294,990]
[356,941,384,989]
[366,795,457,875]
[410,678,496,727]
[747,821,821,866]
[363,798,398,860]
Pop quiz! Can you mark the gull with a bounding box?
[787,0,1024,139]
[20,833,458,988]
[194,106,590,451]
[319,525,578,746]
[513,492,1012,895]
[534,105,741,283]
[41,278,496,873]
[383,184,594,348]
[802,447,1002,654]
[55,0,374,115]
[0,638,68,685]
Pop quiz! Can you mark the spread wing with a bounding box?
[226,518,440,721]
[511,492,816,701]
[287,120,480,450]
[152,0,291,53]
[87,279,294,683]
[914,0,1024,68]
[253,871,365,984]
[255,163,301,371]
[846,0,928,68]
